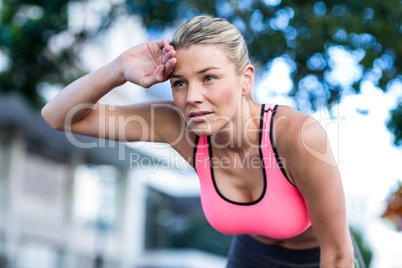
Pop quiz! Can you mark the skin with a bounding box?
[42,38,355,267]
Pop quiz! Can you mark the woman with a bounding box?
[42,16,365,267]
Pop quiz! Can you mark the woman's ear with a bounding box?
[241,64,255,97]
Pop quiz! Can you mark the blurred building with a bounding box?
[0,94,227,268]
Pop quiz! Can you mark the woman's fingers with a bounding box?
[144,58,176,87]
[138,65,164,88]
[125,39,176,87]
[161,43,176,79]
[163,43,174,52]
[156,38,170,49]
[162,43,175,59]
[164,58,177,78]
[161,48,176,65]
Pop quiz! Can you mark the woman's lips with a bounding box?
[188,111,213,123]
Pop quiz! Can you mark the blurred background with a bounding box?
[0,0,401,267]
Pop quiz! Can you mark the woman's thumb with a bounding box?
[140,65,165,88]
[155,65,165,82]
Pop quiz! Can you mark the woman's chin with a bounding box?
[188,122,215,137]
[190,128,214,137]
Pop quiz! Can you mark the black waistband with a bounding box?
[229,235,320,265]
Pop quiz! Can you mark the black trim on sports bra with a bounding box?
[207,104,267,206]
[193,135,200,171]
[269,105,297,187]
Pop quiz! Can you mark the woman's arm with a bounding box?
[41,39,179,143]
[275,106,354,267]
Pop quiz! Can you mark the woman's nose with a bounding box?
[186,83,204,105]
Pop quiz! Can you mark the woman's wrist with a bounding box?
[109,56,128,87]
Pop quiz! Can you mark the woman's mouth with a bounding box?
[188,111,213,123]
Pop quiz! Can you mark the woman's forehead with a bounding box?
[173,44,233,73]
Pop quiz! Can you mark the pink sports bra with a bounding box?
[193,104,311,239]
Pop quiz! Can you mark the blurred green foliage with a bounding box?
[350,227,373,267]
[0,0,120,108]
[0,0,401,144]
[0,0,72,107]
[387,103,402,146]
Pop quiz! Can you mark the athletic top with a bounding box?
[193,104,311,239]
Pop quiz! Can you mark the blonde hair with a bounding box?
[172,16,253,100]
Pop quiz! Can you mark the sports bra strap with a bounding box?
[263,103,277,112]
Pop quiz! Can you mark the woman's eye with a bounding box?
[204,75,215,82]
[174,81,185,87]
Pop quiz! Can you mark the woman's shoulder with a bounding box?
[273,104,335,184]
[273,105,310,133]
[273,104,327,157]
[274,104,308,121]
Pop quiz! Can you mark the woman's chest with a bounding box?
[211,149,265,203]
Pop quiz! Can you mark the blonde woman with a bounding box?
[42,16,365,268]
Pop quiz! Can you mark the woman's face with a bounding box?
[170,44,246,136]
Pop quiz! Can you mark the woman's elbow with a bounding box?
[320,242,355,268]
[41,105,64,131]
[334,254,355,268]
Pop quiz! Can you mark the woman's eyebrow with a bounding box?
[197,66,220,74]
[171,66,221,79]
[171,73,184,79]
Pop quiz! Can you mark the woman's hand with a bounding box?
[117,38,177,88]
[42,38,178,137]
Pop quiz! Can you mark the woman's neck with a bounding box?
[212,99,261,154]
